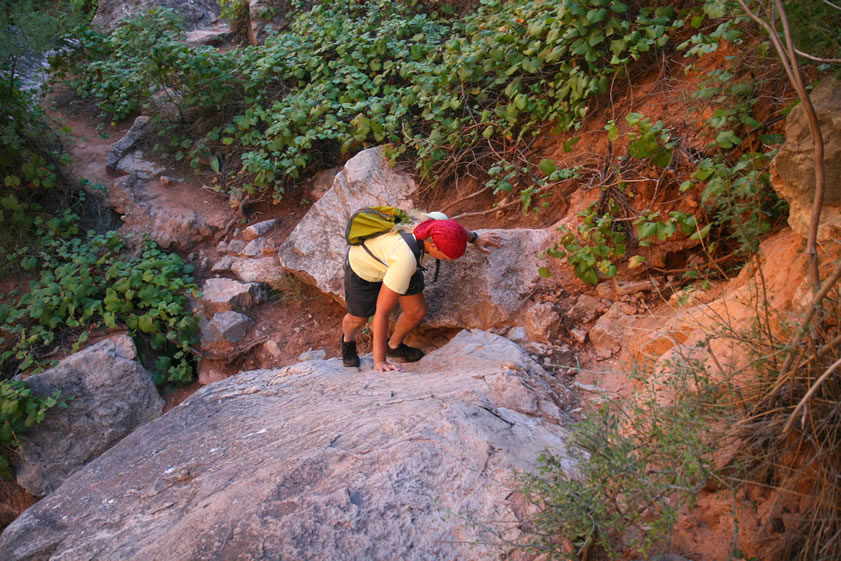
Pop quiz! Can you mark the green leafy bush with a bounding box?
[1,214,199,385]
[54,1,683,206]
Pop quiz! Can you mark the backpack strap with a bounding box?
[360,231,425,271]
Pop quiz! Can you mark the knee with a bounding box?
[406,301,427,323]
[344,313,368,330]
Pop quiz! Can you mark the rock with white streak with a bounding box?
[200,278,266,318]
[243,219,278,241]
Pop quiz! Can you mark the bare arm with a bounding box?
[373,284,401,372]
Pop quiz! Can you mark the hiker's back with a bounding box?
[347,231,418,286]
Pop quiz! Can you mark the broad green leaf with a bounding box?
[716,130,742,149]
[539,159,556,176]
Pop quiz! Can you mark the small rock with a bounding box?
[227,240,246,255]
[201,311,254,345]
[242,238,266,257]
[184,29,234,47]
[197,359,228,385]
[570,328,588,345]
[595,281,614,300]
[210,255,235,273]
[264,340,282,358]
[617,302,637,315]
[231,257,283,284]
[525,302,560,342]
[298,349,327,361]
[588,303,627,356]
[506,326,528,343]
[217,241,228,253]
[566,294,604,326]
[243,219,278,241]
[200,278,266,317]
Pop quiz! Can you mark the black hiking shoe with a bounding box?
[386,343,424,363]
[342,338,360,368]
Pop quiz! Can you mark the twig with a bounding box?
[783,356,841,433]
[777,257,841,377]
[794,48,841,63]
[736,0,826,289]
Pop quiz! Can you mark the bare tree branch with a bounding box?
[737,0,826,289]
[794,48,841,63]
[823,0,841,11]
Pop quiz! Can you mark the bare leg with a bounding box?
[342,313,368,343]
[388,293,427,348]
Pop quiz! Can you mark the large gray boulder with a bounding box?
[93,0,222,32]
[278,146,415,297]
[15,335,163,497]
[424,228,552,329]
[0,331,572,561]
[771,78,841,241]
[278,147,552,329]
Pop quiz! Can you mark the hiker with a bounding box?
[342,215,501,372]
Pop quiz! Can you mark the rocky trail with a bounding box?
[2,3,840,559]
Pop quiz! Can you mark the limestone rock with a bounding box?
[200,311,254,345]
[200,278,266,318]
[524,302,560,342]
[565,294,605,327]
[588,303,628,357]
[231,256,283,283]
[771,78,841,241]
[0,331,573,561]
[115,150,168,180]
[106,116,151,173]
[15,335,163,497]
[93,0,222,32]
[278,147,551,330]
[105,175,225,249]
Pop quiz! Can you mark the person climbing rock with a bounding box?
[341,215,501,372]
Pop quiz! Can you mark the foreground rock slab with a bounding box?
[0,331,572,561]
[15,335,163,497]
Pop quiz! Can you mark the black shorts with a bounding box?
[344,260,424,318]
